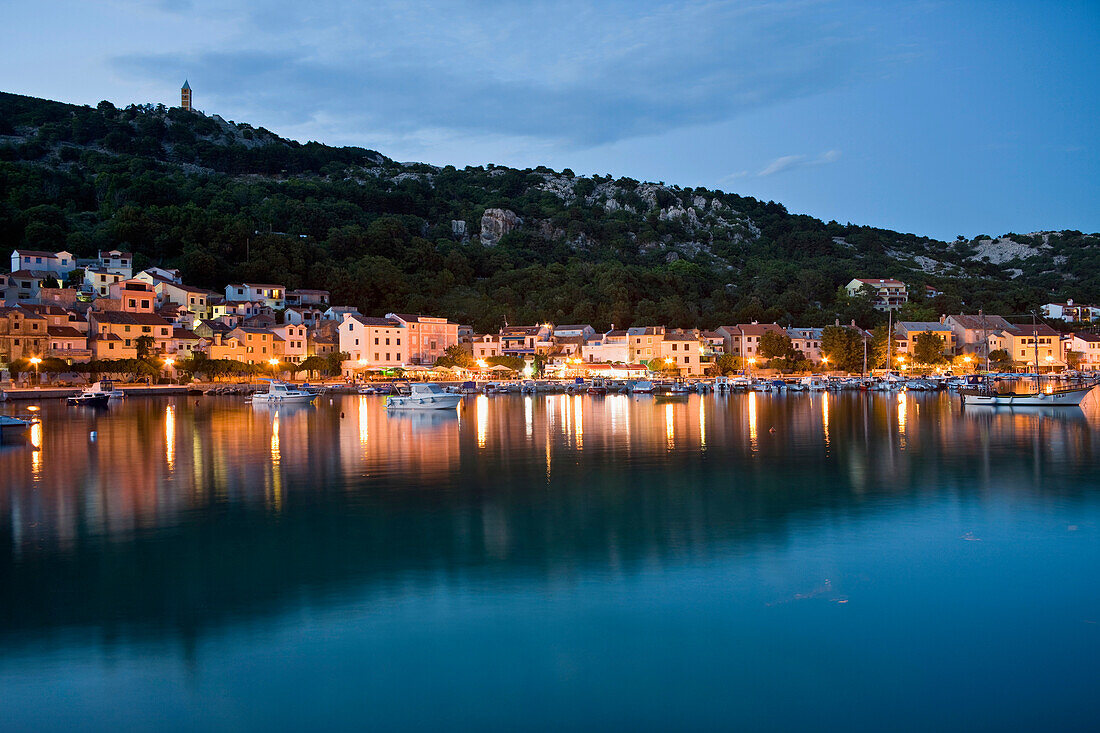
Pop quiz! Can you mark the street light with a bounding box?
[748,356,757,378]
[164,357,175,385]
[268,358,279,380]
[28,357,42,387]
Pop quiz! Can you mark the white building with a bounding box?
[225,282,286,310]
[583,330,630,363]
[10,249,77,278]
[845,278,908,311]
[1042,300,1098,323]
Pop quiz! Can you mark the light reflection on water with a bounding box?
[0,391,1099,731]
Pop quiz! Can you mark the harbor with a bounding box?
[2,390,1099,730]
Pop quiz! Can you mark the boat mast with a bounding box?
[1032,312,1040,392]
[886,308,893,374]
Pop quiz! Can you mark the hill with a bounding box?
[2,90,1098,332]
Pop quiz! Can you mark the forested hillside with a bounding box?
[2,90,1098,332]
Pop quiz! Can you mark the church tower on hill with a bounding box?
[181,80,192,111]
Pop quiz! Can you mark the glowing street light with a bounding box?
[476,358,488,369]
[164,357,176,385]
[268,358,280,378]
[29,356,41,387]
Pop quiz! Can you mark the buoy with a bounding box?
[90,431,97,441]
[341,412,345,418]
[768,427,776,434]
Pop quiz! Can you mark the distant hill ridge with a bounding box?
[2,90,1097,331]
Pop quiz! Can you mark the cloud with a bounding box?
[757,149,841,177]
[110,0,873,148]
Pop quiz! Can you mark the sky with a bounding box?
[2,0,1097,240]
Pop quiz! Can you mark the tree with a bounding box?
[758,331,794,360]
[434,344,474,369]
[912,331,946,365]
[325,351,348,377]
[296,355,334,378]
[989,349,1013,369]
[821,325,865,373]
[1066,350,1082,370]
[713,353,741,375]
[135,335,155,361]
[486,355,524,372]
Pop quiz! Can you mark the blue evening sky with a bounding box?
[2,1,1097,240]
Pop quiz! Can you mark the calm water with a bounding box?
[1,391,1099,731]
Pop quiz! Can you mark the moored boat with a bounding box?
[631,380,655,394]
[385,383,462,410]
[251,380,318,406]
[68,391,110,407]
[0,414,33,443]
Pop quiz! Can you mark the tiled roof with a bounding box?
[92,311,171,326]
[47,326,85,338]
[347,314,401,327]
[947,314,1014,331]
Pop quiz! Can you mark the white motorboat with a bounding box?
[631,380,655,394]
[385,383,462,411]
[800,376,828,391]
[251,380,318,405]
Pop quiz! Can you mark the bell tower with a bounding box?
[181,80,192,111]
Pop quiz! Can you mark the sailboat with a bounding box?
[960,316,1094,407]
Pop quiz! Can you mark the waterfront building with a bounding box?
[10,249,77,278]
[471,334,501,360]
[715,323,785,359]
[323,305,361,322]
[628,326,665,363]
[500,325,549,357]
[787,327,825,363]
[894,321,956,358]
[1066,332,1100,369]
[584,330,630,363]
[385,313,459,365]
[338,314,407,375]
[987,322,1065,370]
[89,311,173,359]
[942,314,1014,359]
[845,278,908,311]
[659,330,705,376]
[271,323,309,363]
[0,306,49,362]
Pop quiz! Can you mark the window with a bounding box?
[374,353,379,360]
[385,338,390,346]
[374,337,379,345]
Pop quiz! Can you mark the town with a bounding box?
[2,250,1098,385]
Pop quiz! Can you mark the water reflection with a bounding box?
[1,391,1099,650]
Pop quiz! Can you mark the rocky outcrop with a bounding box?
[480,208,522,246]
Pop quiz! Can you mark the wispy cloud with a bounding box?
[757,149,841,177]
[111,0,872,148]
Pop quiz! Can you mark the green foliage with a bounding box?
[988,349,1013,368]
[434,344,475,369]
[1,90,1095,334]
[486,355,524,372]
[713,353,741,375]
[821,326,866,373]
[912,331,947,365]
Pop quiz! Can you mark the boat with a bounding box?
[0,415,32,443]
[713,376,730,393]
[631,380,655,394]
[385,383,462,410]
[800,376,827,391]
[251,380,318,405]
[85,380,126,400]
[961,315,1095,408]
[521,380,537,394]
[959,375,1094,407]
[587,378,609,396]
[68,391,110,407]
[669,380,692,395]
